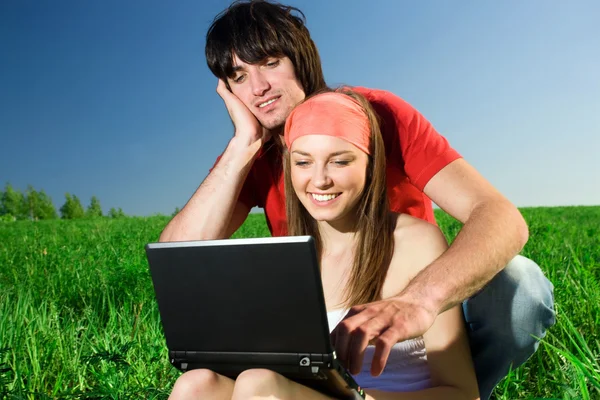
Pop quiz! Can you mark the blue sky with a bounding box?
[1,0,598,216]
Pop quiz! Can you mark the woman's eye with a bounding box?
[294,161,310,167]
[333,160,350,166]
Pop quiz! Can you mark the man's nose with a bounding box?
[250,72,270,97]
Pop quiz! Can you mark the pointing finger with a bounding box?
[370,327,400,376]
[347,314,390,374]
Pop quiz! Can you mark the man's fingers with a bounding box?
[331,298,437,377]
[345,326,368,375]
[216,79,235,105]
[331,305,385,369]
[370,327,403,376]
[346,316,389,375]
[216,78,228,95]
[344,305,367,319]
[331,309,362,363]
[331,321,353,364]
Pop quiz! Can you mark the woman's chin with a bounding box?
[311,211,343,224]
[309,211,337,222]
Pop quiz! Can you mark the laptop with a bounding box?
[145,235,365,400]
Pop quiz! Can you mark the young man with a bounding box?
[160,1,555,398]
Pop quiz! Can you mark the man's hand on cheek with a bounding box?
[330,296,437,376]
[216,79,263,145]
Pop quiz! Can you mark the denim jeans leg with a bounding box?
[462,255,556,399]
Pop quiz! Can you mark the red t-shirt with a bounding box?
[214,87,462,236]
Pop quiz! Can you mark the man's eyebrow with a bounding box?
[231,65,245,74]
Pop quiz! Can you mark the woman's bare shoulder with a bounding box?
[381,213,449,298]
[392,213,448,250]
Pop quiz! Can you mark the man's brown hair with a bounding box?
[205,0,327,96]
[283,89,396,308]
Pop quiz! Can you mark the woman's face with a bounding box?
[290,135,369,226]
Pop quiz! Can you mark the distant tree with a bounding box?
[23,185,39,220]
[86,195,103,218]
[60,193,85,219]
[1,183,26,219]
[171,207,181,217]
[37,190,58,219]
[16,185,57,220]
[108,207,126,218]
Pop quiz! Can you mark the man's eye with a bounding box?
[233,75,245,83]
[266,60,280,67]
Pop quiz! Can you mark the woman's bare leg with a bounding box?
[231,369,335,400]
[169,369,235,400]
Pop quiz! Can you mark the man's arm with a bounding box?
[159,79,266,242]
[159,137,259,242]
[407,158,528,313]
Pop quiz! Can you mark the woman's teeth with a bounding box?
[311,193,339,202]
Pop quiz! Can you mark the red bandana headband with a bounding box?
[284,92,371,154]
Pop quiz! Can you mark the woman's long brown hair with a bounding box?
[283,88,395,308]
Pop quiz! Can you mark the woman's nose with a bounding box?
[312,166,333,188]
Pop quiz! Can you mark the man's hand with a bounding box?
[216,79,269,146]
[330,296,437,376]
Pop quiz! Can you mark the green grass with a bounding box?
[0,206,598,399]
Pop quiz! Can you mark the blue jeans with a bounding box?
[462,255,556,399]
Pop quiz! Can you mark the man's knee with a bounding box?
[465,255,555,339]
[504,255,556,346]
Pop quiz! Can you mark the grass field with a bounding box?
[1,206,599,399]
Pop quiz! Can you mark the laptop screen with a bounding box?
[146,236,333,355]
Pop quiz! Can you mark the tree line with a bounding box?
[0,183,126,221]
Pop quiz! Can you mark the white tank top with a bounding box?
[327,309,432,391]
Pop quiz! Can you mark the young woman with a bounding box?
[169,90,480,400]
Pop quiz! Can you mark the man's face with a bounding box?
[227,55,306,133]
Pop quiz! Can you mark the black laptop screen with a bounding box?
[146,237,333,355]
